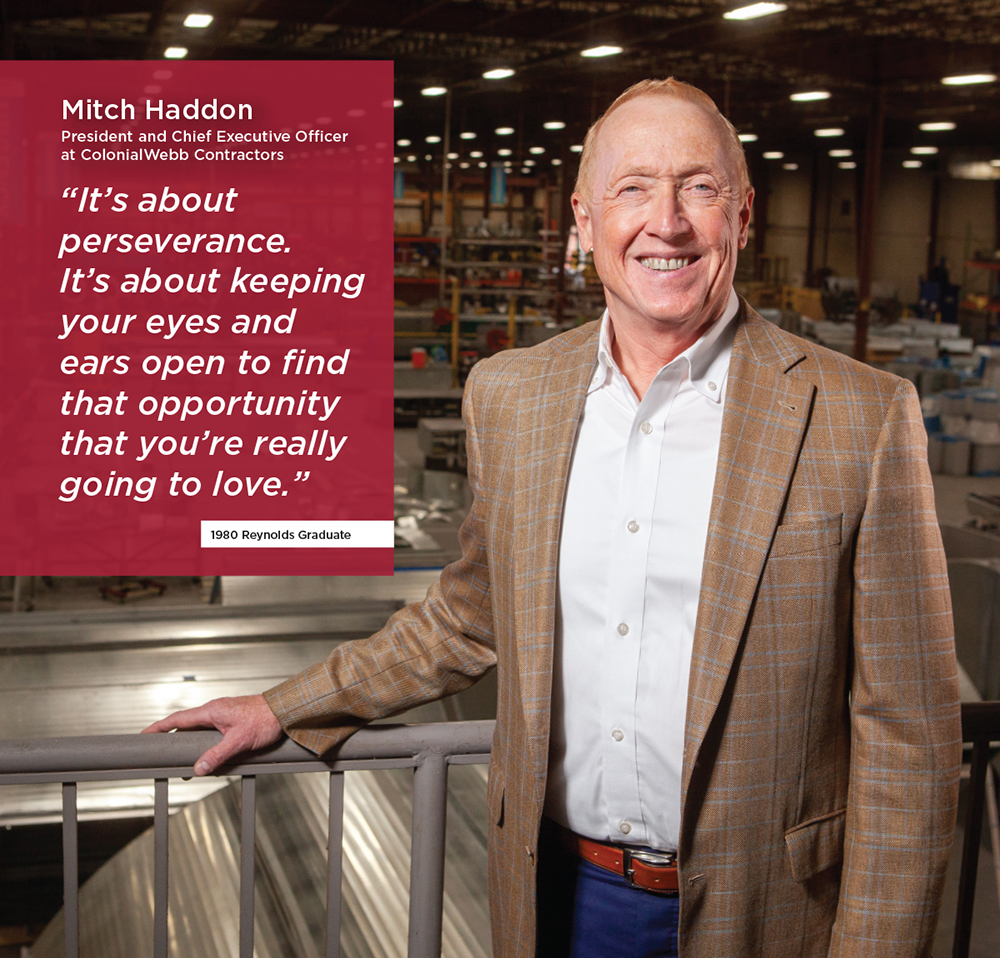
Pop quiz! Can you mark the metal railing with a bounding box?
[0,706,998,958]
[0,720,494,958]
[955,701,1000,958]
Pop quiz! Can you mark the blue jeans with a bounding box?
[536,822,680,958]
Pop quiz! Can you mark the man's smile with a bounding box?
[637,255,700,272]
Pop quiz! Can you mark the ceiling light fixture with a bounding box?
[421,86,447,97]
[828,149,852,157]
[397,139,411,147]
[790,90,830,102]
[183,14,213,28]
[497,148,512,156]
[495,126,514,135]
[782,162,799,170]
[478,161,488,168]
[447,152,459,159]
[581,45,623,58]
[814,128,844,137]
[407,155,417,162]
[164,47,188,58]
[460,132,476,140]
[762,151,784,159]
[570,144,583,153]
[911,146,939,155]
[483,68,515,80]
[903,160,922,169]
[393,99,403,108]
[723,2,787,20]
[919,121,956,131]
[470,151,483,158]
[529,146,545,154]
[738,133,758,142]
[544,121,566,130]
[838,161,857,169]
[425,135,441,144]
[941,74,996,86]
[552,158,563,166]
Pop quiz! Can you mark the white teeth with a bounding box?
[640,256,691,271]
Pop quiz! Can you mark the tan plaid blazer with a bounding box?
[265,300,962,958]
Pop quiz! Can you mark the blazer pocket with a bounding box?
[488,769,505,828]
[769,513,843,558]
[784,808,846,882]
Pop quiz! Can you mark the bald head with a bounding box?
[575,78,751,202]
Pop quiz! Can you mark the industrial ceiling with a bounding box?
[2,1,999,165]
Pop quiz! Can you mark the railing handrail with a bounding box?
[960,700,1000,739]
[1,700,996,777]
[0,719,497,958]
[0,719,497,778]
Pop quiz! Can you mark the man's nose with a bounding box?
[647,188,692,240]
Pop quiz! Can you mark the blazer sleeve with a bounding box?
[262,366,498,757]
[830,378,962,956]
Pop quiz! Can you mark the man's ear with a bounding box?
[572,192,593,252]
[737,188,754,250]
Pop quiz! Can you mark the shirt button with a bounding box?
[627,520,639,533]
[708,381,717,391]
[619,821,632,835]
[612,729,624,742]
[617,622,629,636]
[640,421,653,435]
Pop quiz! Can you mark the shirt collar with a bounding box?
[592,288,739,403]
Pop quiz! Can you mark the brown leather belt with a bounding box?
[555,825,679,895]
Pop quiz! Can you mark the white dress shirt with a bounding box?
[544,288,739,852]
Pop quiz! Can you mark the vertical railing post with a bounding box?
[62,782,79,958]
[407,751,448,958]
[153,778,169,958]
[953,737,989,958]
[325,771,345,958]
[240,776,257,958]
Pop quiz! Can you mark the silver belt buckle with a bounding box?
[623,848,678,895]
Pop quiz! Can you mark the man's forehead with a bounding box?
[593,97,732,180]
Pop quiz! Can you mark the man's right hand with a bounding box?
[142,694,284,776]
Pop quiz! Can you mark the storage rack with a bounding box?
[394,175,604,394]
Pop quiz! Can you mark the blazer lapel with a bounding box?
[512,326,598,764]
[682,308,815,792]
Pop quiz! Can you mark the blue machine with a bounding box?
[918,258,960,325]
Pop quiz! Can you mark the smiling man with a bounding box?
[147,79,961,958]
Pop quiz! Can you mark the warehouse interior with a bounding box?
[2,1,1000,956]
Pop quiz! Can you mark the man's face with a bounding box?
[573,96,753,342]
